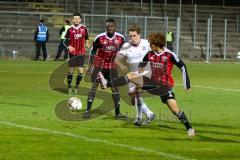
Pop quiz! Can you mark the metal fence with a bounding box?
[0,3,240,60]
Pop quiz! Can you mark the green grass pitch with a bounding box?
[0,59,240,160]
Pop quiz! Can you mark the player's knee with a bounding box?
[128,92,135,105]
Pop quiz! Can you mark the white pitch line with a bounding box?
[0,71,52,74]
[0,120,196,160]
[175,84,240,92]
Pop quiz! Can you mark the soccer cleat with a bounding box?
[68,87,73,95]
[134,118,142,126]
[98,72,107,89]
[72,87,79,95]
[142,113,155,125]
[187,128,195,137]
[82,111,91,118]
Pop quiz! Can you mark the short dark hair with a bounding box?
[73,13,81,18]
[105,18,115,24]
[128,24,141,34]
[148,32,165,48]
[65,20,70,25]
[40,19,44,23]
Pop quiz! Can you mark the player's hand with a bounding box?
[138,67,144,74]
[68,46,75,53]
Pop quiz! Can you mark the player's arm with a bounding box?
[171,53,191,90]
[87,38,99,74]
[138,53,149,73]
[85,27,90,48]
[63,29,75,53]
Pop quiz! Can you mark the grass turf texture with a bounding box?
[0,60,240,160]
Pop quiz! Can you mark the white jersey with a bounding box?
[118,39,151,93]
[118,39,150,72]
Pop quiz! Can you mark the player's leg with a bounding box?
[133,91,143,126]
[141,99,155,125]
[99,72,143,89]
[134,91,155,126]
[67,55,75,95]
[74,55,85,94]
[83,67,101,118]
[162,91,195,136]
[83,82,99,118]
[111,87,124,119]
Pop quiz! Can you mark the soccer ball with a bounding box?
[67,97,82,111]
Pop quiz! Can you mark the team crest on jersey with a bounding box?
[162,56,168,62]
[103,41,108,45]
[114,39,120,45]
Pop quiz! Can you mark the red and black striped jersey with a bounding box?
[65,24,89,55]
[141,48,190,89]
[90,32,125,69]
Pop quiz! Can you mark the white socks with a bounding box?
[135,97,153,119]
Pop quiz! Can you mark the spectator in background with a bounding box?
[34,19,49,61]
[166,30,174,52]
[54,20,71,61]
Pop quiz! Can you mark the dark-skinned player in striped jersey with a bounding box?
[83,19,126,119]
[98,32,195,136]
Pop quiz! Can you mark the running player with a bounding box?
[114,24,155,126]
[99,32,195,136]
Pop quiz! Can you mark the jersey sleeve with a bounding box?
[138,52,149,68]
[88,37,100,64]
[118,42,129,58]
[85,27,89,40]
[170,53,191,89]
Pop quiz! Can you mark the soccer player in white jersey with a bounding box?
[114,25,155,126]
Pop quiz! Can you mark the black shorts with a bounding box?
[160,90,175,103]
[91,67,118,83]
[141,76,174,103]
[68,54,85,67]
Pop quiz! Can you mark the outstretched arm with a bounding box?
[171,54,191,90]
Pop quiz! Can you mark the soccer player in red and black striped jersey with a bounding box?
[83,18,125,119]
[63,13,90,94]
[99,32,195,136]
